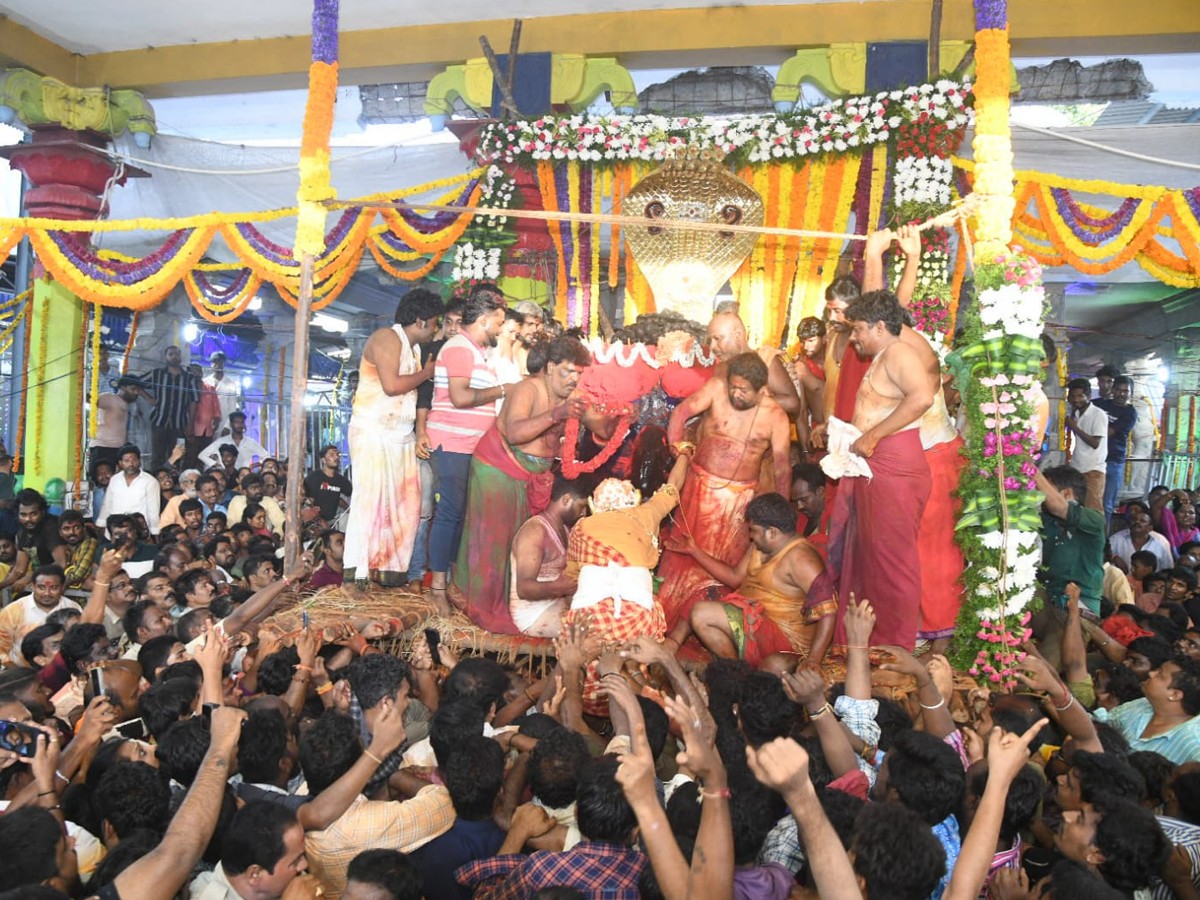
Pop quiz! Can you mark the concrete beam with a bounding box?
[10,0,1187,97]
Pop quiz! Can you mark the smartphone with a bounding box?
[302,611,310,631]
[89,666,106,699]
[0,720,40,758]
[113,718,147,740]
[201,703,219,725]
[424,628,442,667]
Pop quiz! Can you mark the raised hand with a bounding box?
[621,635,670,666]
[924,654,955,702]
[746,737,813,800]
[782,668,827,712]
[664,694,724,784]
[77,695,120,743]
[543,673,567,720]
[1013,655,1064,696]
[877,645,928,683]
[843,593,876,648]
[367,695,407,758]
[986,718,1049,784]
[987,866,1033,900]
[553,617,592,672]
[896,222,921,258]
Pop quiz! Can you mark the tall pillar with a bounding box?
[23,279,84,492]
[0,79,156,489]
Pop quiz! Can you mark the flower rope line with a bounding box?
[89,302,102,441]
[476,84,973,169]
[12,297,32,471]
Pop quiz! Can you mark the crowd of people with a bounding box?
[0,225,1196,899]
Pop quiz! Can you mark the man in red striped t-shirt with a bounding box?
[426,285,506,615]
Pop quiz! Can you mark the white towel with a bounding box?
[819,416,874,480]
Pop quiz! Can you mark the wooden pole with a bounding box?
[929,0,944,79]
[284,253,314,571]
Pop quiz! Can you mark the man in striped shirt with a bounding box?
[426,285,506,616]
[144,345,200,470]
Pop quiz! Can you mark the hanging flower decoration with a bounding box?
[945,0,1051,685]
[562,411,634,478]
[476,83,973,169]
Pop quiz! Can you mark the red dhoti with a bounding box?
[655,463,757,628]
[827,429,930,651]
[917,436,967,641]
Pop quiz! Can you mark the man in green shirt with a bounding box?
[1033,465,1106,668]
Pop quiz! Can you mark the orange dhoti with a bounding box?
[917,436,967,641]
[655,463,757,629]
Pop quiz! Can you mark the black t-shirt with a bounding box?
[416,339,448,412]
[1093,398,1138,464]
[303,469,352,521]
[18,514,62,568]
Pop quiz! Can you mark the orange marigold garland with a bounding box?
[561,411,633,479]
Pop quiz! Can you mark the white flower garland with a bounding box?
[977,283,1045,341]
[583,338,717,369]
[476,81,972,165]
[451,243,502,281]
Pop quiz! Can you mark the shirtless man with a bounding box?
[676,491,836,666]
[869,225,966,651]
[813,227,920,448]
[788,317,827,444]
[656,351,792,630]
[453,335,596,634]
[707,311,805,447]
[508,476,590,637]
[91,378,143,470]
[827,290,933,651]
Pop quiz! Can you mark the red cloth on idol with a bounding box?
[917,436,967,641]
[827,429,931,651]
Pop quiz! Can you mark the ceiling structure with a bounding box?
[0,0,1196,378]
[0,0,1195,96]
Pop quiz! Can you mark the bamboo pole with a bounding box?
[331,195,976,242]
[284,254,314,571]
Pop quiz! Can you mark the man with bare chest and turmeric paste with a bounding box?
[656,352,791,633]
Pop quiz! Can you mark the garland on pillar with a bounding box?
[949,0,1048,684]
[13,299,32,471]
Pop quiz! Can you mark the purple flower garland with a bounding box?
[393,179,480,233]
[235,208,361,267]
[192,268,254,300]
[1050,188,1141,245]
[311,0,339,66]
[51,230,191,285]
[974,0,1007,31]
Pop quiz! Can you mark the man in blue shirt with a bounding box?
[411,734,505,900]
[1094,373,1138,527]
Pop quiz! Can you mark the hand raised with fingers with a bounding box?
[621,635,669,666]
[1013,654,1063,696]
[295,624,322,667]
[924,654,955,702]
[843,593,876,648]
[877,645,928,683]
[896,222,922,258]
[614,688,659,804]
[782,668,827,712]
[746,737,813,799]
[986,717,1049,784]
[664,693,724,784]
[543,673,567,720]
[553,617,590,672]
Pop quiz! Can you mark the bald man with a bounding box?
[707,311,806,447]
